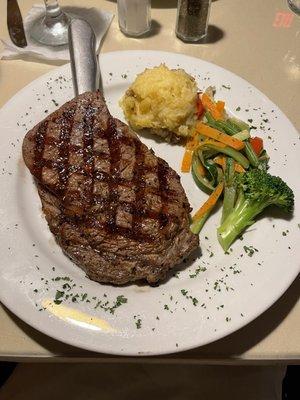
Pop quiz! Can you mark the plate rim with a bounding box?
[0,50,299,357]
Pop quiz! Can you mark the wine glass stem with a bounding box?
[44,0,63,19]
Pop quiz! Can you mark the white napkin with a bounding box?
[0,4,113,63]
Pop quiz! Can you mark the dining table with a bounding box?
[0,0,299,364]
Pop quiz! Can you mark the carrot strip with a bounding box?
[216,100,225,114]
[196,122,245,151]
[186,135,198,150]
[214,156,245,173]
[214,156,226,170]
[234,163,245,173]
[181,130,200,172]
[202,93,224,120]
[197,160,206,176]
[192,181,224,221]
[181,149,193,172]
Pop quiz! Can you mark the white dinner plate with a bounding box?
[0,51,299,356]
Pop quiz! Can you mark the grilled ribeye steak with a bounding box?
[23,91,199,284]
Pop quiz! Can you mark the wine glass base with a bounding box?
[30,12,72,46]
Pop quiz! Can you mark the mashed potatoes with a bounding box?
[119,64,198,141]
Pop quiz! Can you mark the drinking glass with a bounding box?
[287,0,300,14]
[30,0,71,46]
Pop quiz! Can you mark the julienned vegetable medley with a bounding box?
[181,87,294,251]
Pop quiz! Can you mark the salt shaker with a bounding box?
[117,0,151,37]
[176,0,212,42]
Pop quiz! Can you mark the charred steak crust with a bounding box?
[23,91,199,285]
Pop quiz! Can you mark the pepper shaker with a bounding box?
[176,0,212,42]
[117,0,151,37]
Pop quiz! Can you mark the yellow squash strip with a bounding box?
[202,93,224,120]
[196,122,245,151]
[192,181,224,221]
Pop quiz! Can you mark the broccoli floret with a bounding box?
[217,169,294,251]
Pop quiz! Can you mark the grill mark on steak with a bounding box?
[157,159,170,228]
[131,139,146,239]
[83,215,153,243]
[82,104,95,206]
[87,197,176,224]
[33,121,49,180]
[104,117,122,234]
[56,110,74,196]
[30,103,178,240]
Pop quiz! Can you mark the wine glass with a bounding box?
[30,1,71,46]
[287,0,300,14]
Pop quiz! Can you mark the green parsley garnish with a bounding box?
[243,245,258,257]
[189,266,207,278]
[135,319,142,329]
